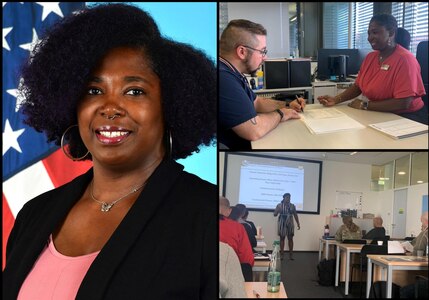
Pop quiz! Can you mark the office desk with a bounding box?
[366,255,428,298]
[335,243,365,296]
[318,238,338,261]
[251,103,428,149]
[253,259,270,281]
[245,282,287,298]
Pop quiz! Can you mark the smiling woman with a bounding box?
[3,3,217,300]
[318,13,427,125]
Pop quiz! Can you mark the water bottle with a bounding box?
[324,225,330,238]
[267,240,281,293]
[256,69,264,89]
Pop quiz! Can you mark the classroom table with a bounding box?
[251,103,428,149]
[335,243,365,296]
[253,259,270,281]
[366,255,429,298]
[318,237,338,261]
[245,282,288,298]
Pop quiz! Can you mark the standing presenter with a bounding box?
[273,193,300,260]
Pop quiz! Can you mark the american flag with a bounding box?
[2,2,92,270]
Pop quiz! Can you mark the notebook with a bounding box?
[368,118,428,139]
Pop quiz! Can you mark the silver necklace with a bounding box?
[90,180,147,212]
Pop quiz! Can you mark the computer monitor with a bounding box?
[263,60,290,89]
[316,48,372,80]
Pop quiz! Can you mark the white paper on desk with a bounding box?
[301,107,365,134]
[388,240,406,254]
[401,241,414,252]
[368,118,428,139]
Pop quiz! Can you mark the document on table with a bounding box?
[388,240,406,254]
[301,107,365,134]
[401,241,414,252]
[368,118,428,139]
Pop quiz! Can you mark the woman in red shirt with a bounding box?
[318,14,427,124]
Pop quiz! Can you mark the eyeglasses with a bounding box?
[242,45,268,57]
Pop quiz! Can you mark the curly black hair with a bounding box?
[19,3,216,160]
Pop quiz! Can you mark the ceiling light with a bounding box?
[398,171,406,175]
[417,180,423,184]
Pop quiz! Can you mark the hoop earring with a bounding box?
[61,125,89,161]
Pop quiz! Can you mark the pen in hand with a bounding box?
[253,290,261,298]
[296,95,304,113]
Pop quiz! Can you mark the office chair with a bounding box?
[416,41,428,123]
[350,244,387,298]
[342,239,367,244]
[414,275,428,298]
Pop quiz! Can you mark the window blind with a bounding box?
[352,2,373,49]
[323,2,349,48]
[392,2,429,55]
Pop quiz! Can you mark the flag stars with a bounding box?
[3,27,13,51]
[19,28,39,52]
[3,119,25,155]
[6,83,25,113]
[36,2,64,21]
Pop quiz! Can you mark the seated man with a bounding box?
[229,205,257,250]
[335,216,362,241]
[219,242,246,298]
[399,212,428,298]
[219,19,304,150]
[410,211,428,256]
[363,216,386,240]
[219,196,254,281]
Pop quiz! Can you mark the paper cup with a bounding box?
[377,241,383,246]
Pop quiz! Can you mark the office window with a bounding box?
[323,2,374,49]
[352,2,373,49]
[323,3,349,48]
[411,152,428,185]
[289,3,298,57]
[371,162,394,191]
[392,2,429,55]
[394,155,410,189]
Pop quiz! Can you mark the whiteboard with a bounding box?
[335,190,362,211]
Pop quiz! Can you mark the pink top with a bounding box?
[355,44,425,113]
[18,235,100,300]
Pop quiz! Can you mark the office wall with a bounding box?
[219,152,429,251]
[226,2,290,58]
[375,184,428,238]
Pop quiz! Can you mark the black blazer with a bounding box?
[3,160,217,300]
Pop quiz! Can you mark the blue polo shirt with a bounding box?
[219,58,257,150]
